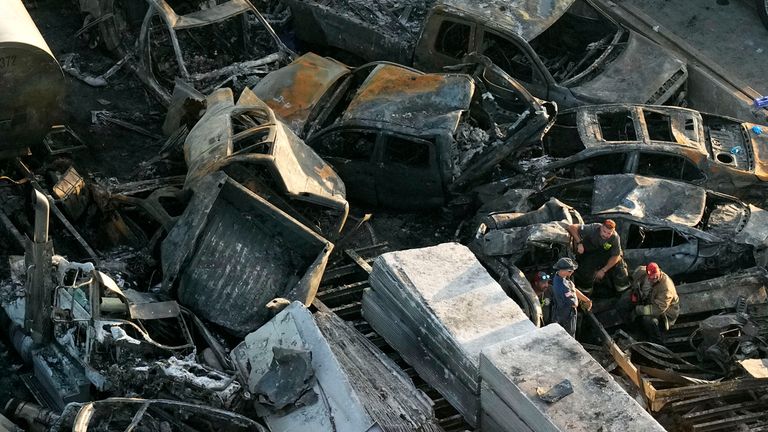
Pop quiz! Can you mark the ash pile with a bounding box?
[0,0,768,431]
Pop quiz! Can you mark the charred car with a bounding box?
[77,0,295,104]
[469,198,583,325]
[182,86,348,235]
[253,52,555,209]
[535,104,768,199]
[531,174,768,278]
[285,0,687,108]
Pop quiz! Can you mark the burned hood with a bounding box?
[735,204,768,249]
[592,175,705,226]
[341,64,473,133]
[745,123,768,181]
[478,221,571,257]
[184,88,347,206]
[254,53,351,136]
[436,0,575,41]
[570,32,686,104]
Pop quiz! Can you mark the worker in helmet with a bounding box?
[550,257,592,336]
[632,262,680,344]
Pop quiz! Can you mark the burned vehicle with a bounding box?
[162,172,334,337]
[469,198,583,325]
[285,0,687,108]
[48,398,267,432]
[183,86,348,236]
[535,104,768,199]
[253,52,555,209]
[531,174,768,278]
[76,0,294,103]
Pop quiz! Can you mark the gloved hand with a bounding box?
[634,305,653,316]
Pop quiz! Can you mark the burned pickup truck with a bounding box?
[284,0,687,108]
[535,104,768,199]
[253,52,555,209]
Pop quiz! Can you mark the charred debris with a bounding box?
[0,0,768,431]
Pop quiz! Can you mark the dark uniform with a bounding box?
[551,273,578,335]
[574,223,630,294]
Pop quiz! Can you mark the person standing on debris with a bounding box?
[566,219,630,295]
[550,258,592,336]
[632,262,680,344]
[531,271,552,325]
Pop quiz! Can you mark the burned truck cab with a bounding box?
[413,0,687,108]
[255,53,554,210]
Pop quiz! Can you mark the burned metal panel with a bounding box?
[591,175,706,226]
[341,64,473,133]
[575,104,707,151]
[183,88,348,233]
[746,122,768,181]
[436,0,576,41]
[0,0,65,154]
[478,222,571,258]
[51,398,266,432]
[736,205,768,265]
[283,0,419,65]
[254,53,351,135]
[676,267,768,316]
[161,173,333,336]
[571,33,686,104]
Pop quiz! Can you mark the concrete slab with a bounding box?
[480,324,665,432]
[369,243,535,364]
[363,243,536,427]
[480,383,534,432]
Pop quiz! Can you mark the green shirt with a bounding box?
[579,223,622,257]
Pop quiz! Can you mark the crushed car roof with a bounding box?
[592,174,706,226]
[436,0,576,41]
[341,64,474,133]
[574,104,707,153]
[254,53,350,134]
[184,87,347,205]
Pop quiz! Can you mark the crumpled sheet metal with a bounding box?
[575,104,706,151]
[592,174,706,226]
[436,0,576,41]
[479,221,571,257]
[676,267,768,316]
[254,52,351,135]
[341,64,473,133]
[161,172,333,336]
[51,397,266,432]
[183,87,347,206]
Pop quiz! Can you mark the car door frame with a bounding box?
[373,131,445,209]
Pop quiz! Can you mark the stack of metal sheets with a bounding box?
[362,243,536,427]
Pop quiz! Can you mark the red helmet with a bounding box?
[646,262,660,278]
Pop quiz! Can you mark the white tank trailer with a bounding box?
[0,0,64,157]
